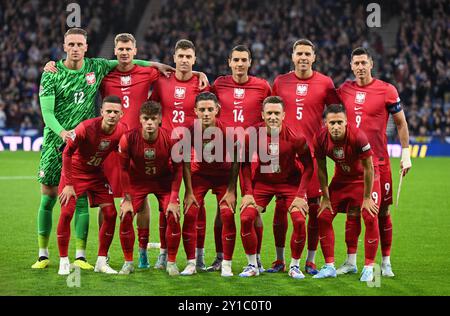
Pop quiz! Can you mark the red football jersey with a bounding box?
[313,124,373,181]
[150,73,208,131]
[189,119,235,176]
[63,117,128,183]
[272,71,339,142]
[211,75,271,128]
[100,65,160,130]
[118,127,181,201]
[242,124,313,198]
[337,79,402,166]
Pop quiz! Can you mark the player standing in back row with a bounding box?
[207,45,271,273]
[150,39,210,271]
[337,47,412,277]
[270,39,339,274]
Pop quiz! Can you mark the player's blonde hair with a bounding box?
[64,28,87,40]
[114,33,136,47]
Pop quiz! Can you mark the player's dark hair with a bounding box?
[262,96,285,111]
[115,33,136,47]
[229,45,252,60]
[323,104,347,119]
[195,92,219,107]
[293,39,315,52]
[102,95,122,106]
[175,39,195,53]
[140,101,162,116]
[351,47,372,60]
[64,28,88,40]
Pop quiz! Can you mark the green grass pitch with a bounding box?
[0,151,449,296]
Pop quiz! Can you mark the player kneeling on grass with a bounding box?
[118,101,183,276]
[181,92,240,277]
[312,104,380,282]
[57,96,127,275]
[239,96,313,279]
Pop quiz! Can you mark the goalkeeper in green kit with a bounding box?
[33,28,173,269]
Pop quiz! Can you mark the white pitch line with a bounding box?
[0,176,35,180]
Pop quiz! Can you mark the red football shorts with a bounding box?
[251,181,299,211]
[329,177,381,213]
[58,173,114,207]
[103,151,123,198]
[129,180,173,213]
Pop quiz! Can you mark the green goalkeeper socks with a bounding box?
[37,195,57,249]
[74,195,89,251]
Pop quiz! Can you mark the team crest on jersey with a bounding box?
[86,72,96,85]
[234,88,245,99]
[333,147,345,159]
[296,84,308,96]
[268,143,279,155]
[355,91,366,105]
[144,148,155,160]
[174,87,186,99]
[341,164,351,173]
[98,139,110,151]
[120,75,131,86]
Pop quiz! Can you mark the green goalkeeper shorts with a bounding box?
[37,132,64,187]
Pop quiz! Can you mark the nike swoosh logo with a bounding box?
[241,233,251,237]
[225,237,234,241]
[105,233,113,236]
[295,98,304,102]
[234,101,243,105]
[319,236,327,240]
[121,87,130,91]
[60,82,72,90]
[367,239,378,244]
[294,239,304,244]
[174,102,183,106]
[383,228,392,232]
[171,232,181,236]
[196,226,204,229]
[354,107,363,110]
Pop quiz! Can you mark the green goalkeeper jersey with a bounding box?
[39,58,115,136]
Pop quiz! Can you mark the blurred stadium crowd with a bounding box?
[0,0,448,140]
